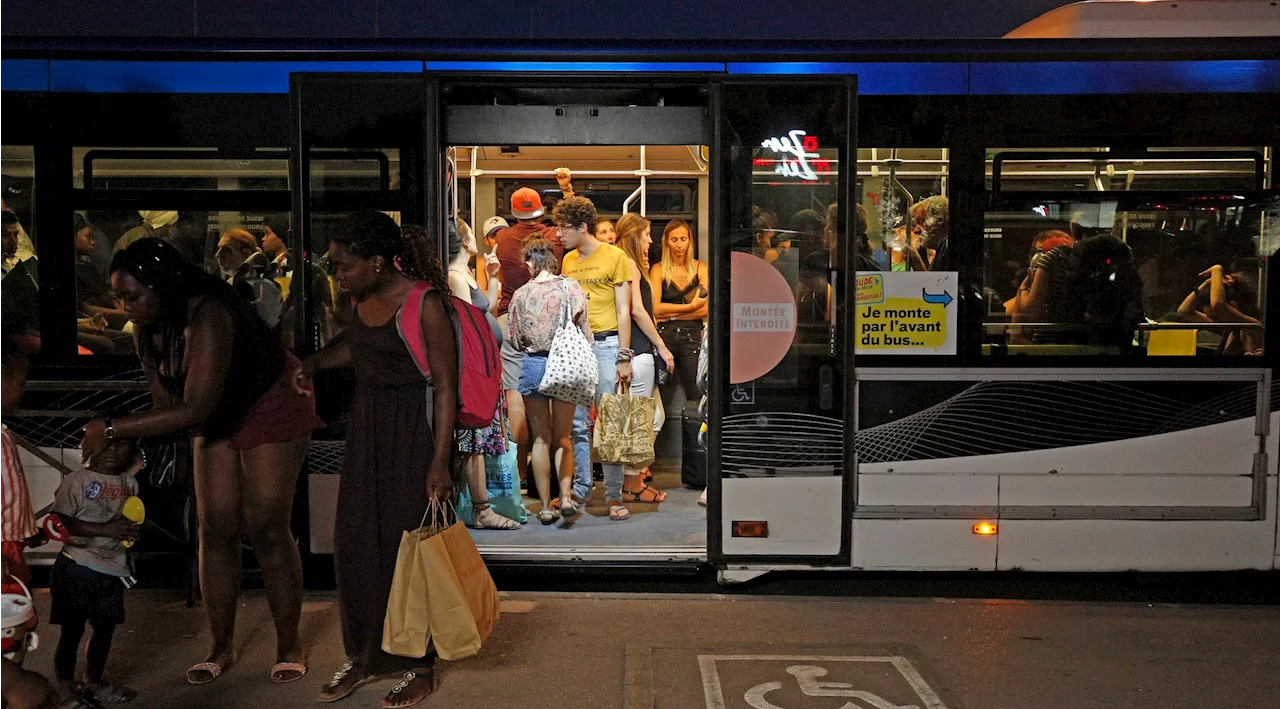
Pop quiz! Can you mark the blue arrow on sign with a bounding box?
[922,288,953,307]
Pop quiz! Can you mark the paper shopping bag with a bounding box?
[594,386,657,468]
[424,519,500,660]
[381,523,433,658]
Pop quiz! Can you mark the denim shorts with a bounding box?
[517,352,549,399]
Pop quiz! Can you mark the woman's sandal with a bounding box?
[537,507,560,525]
[607,500,631,521]
[269,660,308,684]
[559,497,580,519]
[83,681,137,704]
[621,484,667,504]
[319,662,376,704]
[185,657,232,686]
[381,667,439,709]
[472,503,521,530]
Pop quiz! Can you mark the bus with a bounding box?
[3,31,1279,584]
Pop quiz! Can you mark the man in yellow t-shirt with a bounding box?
[554,196,641,520]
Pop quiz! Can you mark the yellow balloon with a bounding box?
[122,496,145,548]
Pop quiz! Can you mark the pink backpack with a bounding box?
[396,281,502,430]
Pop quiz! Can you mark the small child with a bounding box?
[50,435,143,705]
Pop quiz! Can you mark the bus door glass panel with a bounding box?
[982,147,1271,358]
[714,80,852,563]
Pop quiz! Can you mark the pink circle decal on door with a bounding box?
[730,251,797,384]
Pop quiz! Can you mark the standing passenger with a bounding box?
[507,238,591,523]
[614,214,674,503]
[296,211,456,707]
[81,238,320,686]
[557,196,637,520]
[595,218,617,245]
[494,189,562,493]
[445,220,519,530]
[651,220,709,414]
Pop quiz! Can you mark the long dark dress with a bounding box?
[335,314,435,674]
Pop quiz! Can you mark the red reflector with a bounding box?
[732,521,769,538]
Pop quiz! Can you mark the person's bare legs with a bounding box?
[525,398,553,511]
[552,398,577,511]
[506,389,530,486]
[240,435,309,679]
[189,437,243,681]
[468,451,518,529]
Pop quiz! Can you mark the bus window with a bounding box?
[983,147,1271,357]
[2,146,38,353]
[856,148,949,273]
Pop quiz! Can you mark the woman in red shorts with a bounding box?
[78,238,321,687]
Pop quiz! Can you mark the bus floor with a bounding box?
[467,465,706,549]
[16,588,1280,708]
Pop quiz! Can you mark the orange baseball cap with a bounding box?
[510,187,544,220]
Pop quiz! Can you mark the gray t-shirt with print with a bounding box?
[52,469,139,577]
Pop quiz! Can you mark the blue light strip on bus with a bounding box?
[424,61,722,73]
[970,60,1280,94]
[727,62,969,95]
[45,60,424,93]
[1,60,50,91]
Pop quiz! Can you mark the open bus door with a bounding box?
[708,78,857,580]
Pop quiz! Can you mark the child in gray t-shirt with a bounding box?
[50,437,142,704]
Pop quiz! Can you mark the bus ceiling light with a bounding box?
[973,522,998,536]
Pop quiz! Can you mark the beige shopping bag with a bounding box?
[381,509,437,658]
[427,515,501,659]
[594,384,657,468]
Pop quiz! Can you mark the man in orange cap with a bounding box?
[493,187,564,487]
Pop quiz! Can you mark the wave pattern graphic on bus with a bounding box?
[722,378,1273,471]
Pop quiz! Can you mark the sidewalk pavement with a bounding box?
[18,588,1280,708]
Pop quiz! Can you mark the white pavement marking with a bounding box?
[698,655,948,709]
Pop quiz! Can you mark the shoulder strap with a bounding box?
[395,281,432,378]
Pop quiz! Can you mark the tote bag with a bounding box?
[457,440,528,525]
[538,298,598,409]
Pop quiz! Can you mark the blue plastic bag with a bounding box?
[457,440,528,526]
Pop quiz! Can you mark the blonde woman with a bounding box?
[650,219,708,408]
[615,214,675,504]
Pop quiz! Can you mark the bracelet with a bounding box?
[617,347,635,359]
[104,419,117,440]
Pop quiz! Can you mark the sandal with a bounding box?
[538,508,560,525]
[82,681,137,704]
[381,667,439,709]
[472,503,520,530]
[621,484,667,504]
[559,497,580,519]
[607,500,630,521]
[269,660,308,684]
[57,696,104,709]
[319,661,376,703]
[185,658,231,686]
[643,468,654,484]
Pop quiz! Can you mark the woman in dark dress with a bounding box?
[80,238,320,686]
[296,211,457,708]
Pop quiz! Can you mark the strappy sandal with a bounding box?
[621,484,667,504]
[82,681,137,704]
[559,497,580,519]
[537,507,560,525]
[319,661,376,703]
[471,502,520,530]
[269,660,308,684]
[381,667,439,709]
[607,499,630,521]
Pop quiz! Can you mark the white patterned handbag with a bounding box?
[538,297,599,409]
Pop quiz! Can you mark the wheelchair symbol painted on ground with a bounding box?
[698,655,948,709]
[744,666,918,709]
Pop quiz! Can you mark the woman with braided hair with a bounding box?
[295,210,457,707]
[80,237,321,687]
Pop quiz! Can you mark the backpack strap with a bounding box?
[395,280,433,380]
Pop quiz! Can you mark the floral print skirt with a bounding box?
[455,397,509,456]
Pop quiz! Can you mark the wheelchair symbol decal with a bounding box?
[730,382,755,404]
[745,666,919,709]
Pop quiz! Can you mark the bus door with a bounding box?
[709,78,857,569]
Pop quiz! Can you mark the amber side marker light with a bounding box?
[732,521,769,538]
[973,522,998,536]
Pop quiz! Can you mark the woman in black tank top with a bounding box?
[82,237,319,686]
[650,219,709,408]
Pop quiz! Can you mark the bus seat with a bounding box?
[1147,329,1197,356]
[275,275,292,301]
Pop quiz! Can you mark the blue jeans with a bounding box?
[572,336,623,501]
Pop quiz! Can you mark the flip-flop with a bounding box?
[319,662,377,703]
[185,662,226,686]
[270,661,308,684]
[608,501,630,521]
